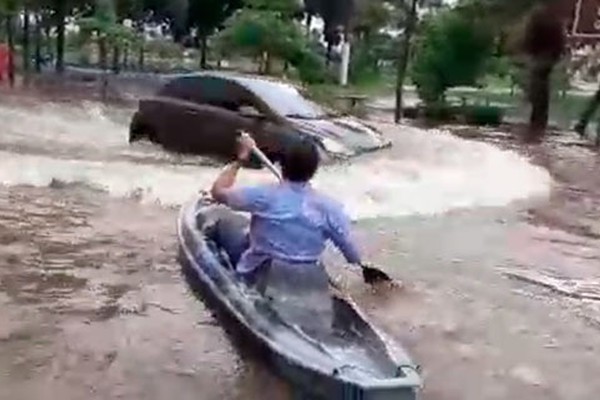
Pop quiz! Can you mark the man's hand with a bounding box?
[237,131,256,161]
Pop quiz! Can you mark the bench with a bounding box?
[336,94,368,114]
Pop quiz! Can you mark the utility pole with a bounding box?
[340,33,351,86]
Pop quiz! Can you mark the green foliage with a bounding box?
[244,0,302,15]
[353,0,393,38]
[145,39,184,59]
[463,104,504,126]
[217,0,328,83]
[78,0,135,45]
[291,46,331,84]
[0,0,19,14]
[218,9,296,58]
[410,10,494,104]
[187,0,242,36]
[551,60,570,97]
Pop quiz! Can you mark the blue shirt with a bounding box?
[222,181,362,274]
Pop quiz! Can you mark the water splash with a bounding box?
[0,101,552,219]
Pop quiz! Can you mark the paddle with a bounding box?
[238,132,394,285]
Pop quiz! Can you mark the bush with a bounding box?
[402,103,504,126]
[411,10,494,104]
[463,105,504,126]
[295,52,330,84]
[423,103,455,122]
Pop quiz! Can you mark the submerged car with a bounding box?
[129,72,391,162]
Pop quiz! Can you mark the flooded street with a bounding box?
[1,92,600,400]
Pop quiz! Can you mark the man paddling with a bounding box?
[210,133,378,286]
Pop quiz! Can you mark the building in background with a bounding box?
[567,0,600,44]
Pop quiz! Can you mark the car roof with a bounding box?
[167,71,302,95]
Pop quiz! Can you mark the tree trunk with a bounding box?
[575,84,600,138]
[44,21,52,60]
[111,45,120,73]
[34,13,42,73]
[306,13,313,37]
[325,41,332,67]
[98,37,108,70]
[55,0,66,73]
[263,51,272,75]
[527,61,553,141]
[138,42,145,70]
[199,35,208,69]
[23,6,31,84]
[394,0,418,123]
[123,42,129,70]
[6,15,15,87]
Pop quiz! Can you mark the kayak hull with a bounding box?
[177,196,421,400]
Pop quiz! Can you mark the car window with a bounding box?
[160,75,263,114]
[159,76,201,101]
[201,78,264,114]
[238,78,328,119]
[197,77,232,107]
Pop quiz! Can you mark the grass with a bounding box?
[304,76,592,129]
[446,87,590,130]
[305,70,397,115]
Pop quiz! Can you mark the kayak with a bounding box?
[177,195,421,399]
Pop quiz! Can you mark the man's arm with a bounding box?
[211,132,268,212]
[211,161,243,204]
[210,160,270,213]
[325,204,363,267]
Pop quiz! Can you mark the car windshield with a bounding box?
[239,78,329,119]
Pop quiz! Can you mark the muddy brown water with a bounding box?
[1,92,600,400]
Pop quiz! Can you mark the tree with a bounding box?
[34,11,42,72]
[187,0,242,69]
[521,1,566,139]
[218,0,327,81]
[394,0,418,123]
[78,0,135,70]
[54,0,67,72]
[456,0,570,139]
[302,0,357,65]
[349,0,393,84]
[410,8,494,104]
[353,0,393,39]
[218,0,297,73]
[22,0,31,82]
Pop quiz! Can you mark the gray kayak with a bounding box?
[177,195,421,399]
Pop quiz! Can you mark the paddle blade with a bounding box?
[362,265,393,284]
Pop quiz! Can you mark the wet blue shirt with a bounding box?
[222,181,362,274]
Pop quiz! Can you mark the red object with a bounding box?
[0,43,9,82]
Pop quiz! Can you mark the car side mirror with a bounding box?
[239,105,266,120]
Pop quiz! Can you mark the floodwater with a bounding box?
[1,92,600,400]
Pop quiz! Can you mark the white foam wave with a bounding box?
[0,102,552,219]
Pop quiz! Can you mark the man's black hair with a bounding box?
[280,139,320,182]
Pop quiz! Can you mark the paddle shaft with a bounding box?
[252,146,283,182]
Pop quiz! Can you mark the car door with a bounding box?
[154,75,237,157]
[151,76,201,152]
[186,78,275,161]
[228,87,290,161]
[194,77,244,158]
